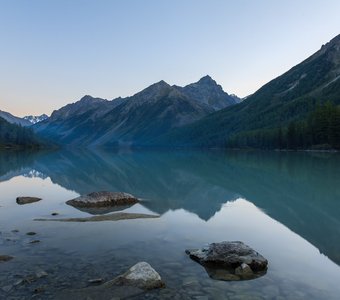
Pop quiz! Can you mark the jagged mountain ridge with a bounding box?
[176,75,239,110]
[34,76,237,146]
[24,114,49,124]
[0,110,31,127]
[154,34,340,147]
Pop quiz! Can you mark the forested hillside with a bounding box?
[154,34,340,149]
[0,117,44,148]
[227,102,340,150]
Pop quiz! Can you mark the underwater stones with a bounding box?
[16,196,42,205]
[34,212,159,222]
[66,191,138,208]
[186,241,268,281]
[0,255,13,262]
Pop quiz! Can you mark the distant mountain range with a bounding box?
[2,34,339,149]
[24,114,48,124]
[0,110,48,126]
[34,76,239,146]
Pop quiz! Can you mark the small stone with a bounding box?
[34,286,45,293]
[26,232,37,236]
[16,196,42,205]
[51,212,59,216]
[105,261,165,290]
[87,278,103,284]
[0,255,13,262]
[29,240,40,244]
[36,271,48,278]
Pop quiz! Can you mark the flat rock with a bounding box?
[16,196,42,205]
[66,191,138,208]
[105,262,165,290]
[34,212,159,222]
[186,241,268,281]
[0,255,13,262]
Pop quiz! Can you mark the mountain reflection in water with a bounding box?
[1,149,339,266]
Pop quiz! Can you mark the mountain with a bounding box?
[24,114,48,124]
[155,34,340,148]
[0,117,44,148]
[175,75,240,110]
[0,110,31,127]
[34,76,237,146]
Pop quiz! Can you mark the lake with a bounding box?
[0,149,340,299]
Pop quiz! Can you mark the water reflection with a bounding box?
[0,149,340,267]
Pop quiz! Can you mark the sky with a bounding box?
[0,0,340,117]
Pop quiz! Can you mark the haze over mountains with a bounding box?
[34,76,239,146]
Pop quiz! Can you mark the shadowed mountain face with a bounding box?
[157,34,340,147]
[34,76,237,147]
[1,149,339,266]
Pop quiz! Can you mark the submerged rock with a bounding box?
[186,241,268,281]
[0,255,13,262]
[70,203,136,215]
[34,212,159,222]
[16,196,42,205]
[105,262,165,290]
[66,191,138,208]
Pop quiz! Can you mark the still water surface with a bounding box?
[0,150,339,299]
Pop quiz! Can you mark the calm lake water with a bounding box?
[0,149,340,299]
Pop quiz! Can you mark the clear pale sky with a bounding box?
[1,0,340,117]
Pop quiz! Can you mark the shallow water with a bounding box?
[0,149,340,299]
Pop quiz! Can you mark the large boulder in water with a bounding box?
[105,262,165,290]
[186,241,268,281]
[66,191,138,208]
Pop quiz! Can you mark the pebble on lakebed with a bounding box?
[185,241,268,281]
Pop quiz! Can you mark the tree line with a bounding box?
[0,117,42,148]
[227,101,340,150]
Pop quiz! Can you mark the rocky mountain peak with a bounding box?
[132,80,172,102]
[197,75,217,85]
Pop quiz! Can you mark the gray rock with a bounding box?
[186,241,268,281]
[16,196,42,205]
[66,191,138,208]
[186,241,267,271]
[105,262,165,290]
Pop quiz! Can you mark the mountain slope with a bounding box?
[155,34,340,147]
[34,76,236,146]
[0,110,31,127]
